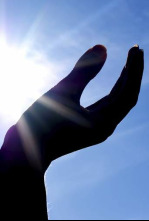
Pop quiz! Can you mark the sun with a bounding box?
[0,37,54,123]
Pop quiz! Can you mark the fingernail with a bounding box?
[129,44,140,56]
[92,45,107,53]
[134,44,139,48]
[90,45,107,62]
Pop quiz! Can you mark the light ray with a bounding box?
[17,116,42,170]
[21,1,49,50]
[37,95,91,128]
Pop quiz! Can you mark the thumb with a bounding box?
[54,45,107,103]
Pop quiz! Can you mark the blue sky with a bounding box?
[0,0,149,220]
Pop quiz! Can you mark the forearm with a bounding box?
[0,146,48,220]
[0,123,48,220]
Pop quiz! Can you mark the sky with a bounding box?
[0,0,149,220]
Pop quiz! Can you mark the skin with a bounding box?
[0,44,144,220]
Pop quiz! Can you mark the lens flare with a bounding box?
[0,37,56,123]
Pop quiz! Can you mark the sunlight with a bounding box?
[17,116,42,170]
[39,95,90,127]
[0,37,56,123]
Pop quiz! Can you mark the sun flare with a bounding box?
[0,37,55,123]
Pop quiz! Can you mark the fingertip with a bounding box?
[134,44,139,48]
[129,44,144,55]
[92,44,107,57]
[126,45,144,69]
[92,44,107,52]
[127,44,144,60]
[128,45,139,55]
[75,44,107,70]
[88,45,107,65]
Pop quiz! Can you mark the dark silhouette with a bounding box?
[0,45,144,220]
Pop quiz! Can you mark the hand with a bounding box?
[2,44,143,172]
[0,44,144,220]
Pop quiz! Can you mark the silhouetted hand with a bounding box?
[2,44,144,170]
[0,44,144,220]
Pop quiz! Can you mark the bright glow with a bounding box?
[0,37,56,123]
